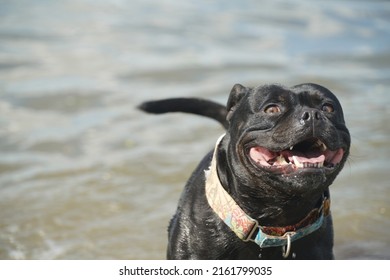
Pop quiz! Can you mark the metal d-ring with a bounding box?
[282,233,292,258]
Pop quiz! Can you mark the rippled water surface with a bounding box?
[0,0,389,259]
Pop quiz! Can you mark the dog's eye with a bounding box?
[264,104,281,114]
[322,103,334,113]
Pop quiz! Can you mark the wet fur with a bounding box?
[139,83,350,259]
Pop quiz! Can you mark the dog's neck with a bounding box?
[205,134,330,252]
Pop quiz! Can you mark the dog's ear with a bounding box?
[226,84,249,122]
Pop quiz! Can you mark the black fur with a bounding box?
[139,83,350,259]
[139,97,228,129]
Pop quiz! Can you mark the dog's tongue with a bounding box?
[282,150,325,164]
[249,147,326,167]
[249,147,276,166]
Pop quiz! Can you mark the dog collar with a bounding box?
[204,134,330,255]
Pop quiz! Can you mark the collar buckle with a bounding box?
[243,220,259,242]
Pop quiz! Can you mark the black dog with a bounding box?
[139,83,350,259]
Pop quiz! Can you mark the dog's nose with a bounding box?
[300,109,321,124]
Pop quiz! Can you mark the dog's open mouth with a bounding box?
[248,138,344,172]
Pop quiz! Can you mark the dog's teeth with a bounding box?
[276,155,289,165]
[315,140,327,152]
[292,156,303,168]
[292,156,324,169]
[289,146,294,150]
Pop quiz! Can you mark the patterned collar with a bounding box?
[204,134,330,257]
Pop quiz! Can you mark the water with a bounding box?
[0,0,389,259]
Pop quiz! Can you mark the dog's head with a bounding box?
[224,83,350,197]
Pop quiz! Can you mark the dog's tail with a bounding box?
[138,98,228,129]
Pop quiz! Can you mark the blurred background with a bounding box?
[0,0,389,259]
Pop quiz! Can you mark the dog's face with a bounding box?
[225,83,350,197]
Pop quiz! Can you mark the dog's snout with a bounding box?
[300,109,322,124]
